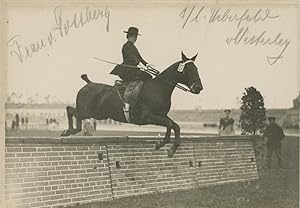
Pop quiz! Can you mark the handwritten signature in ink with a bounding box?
[6,6,110,64]
[179,6,289,65]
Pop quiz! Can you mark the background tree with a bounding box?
[240,86,266,135]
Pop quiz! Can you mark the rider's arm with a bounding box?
[136,49,148,66]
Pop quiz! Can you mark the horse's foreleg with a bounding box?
[141,113,172,151]
[168,120,181,157]
[155,126,171,150]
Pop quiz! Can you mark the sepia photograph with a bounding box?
[1,1,299,207]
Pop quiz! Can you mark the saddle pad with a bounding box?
[124,81,143,105]
[114,80,143,123]
[114,80,143,104]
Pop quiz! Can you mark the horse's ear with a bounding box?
[181,51,188,61]
[191,53,198,61]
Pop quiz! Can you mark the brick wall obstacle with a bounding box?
[5,136,258,208]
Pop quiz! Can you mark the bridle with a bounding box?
[155,60,200,93]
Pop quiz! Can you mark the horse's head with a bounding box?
[176,52,203,94]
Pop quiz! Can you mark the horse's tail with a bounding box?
[81,74,91,83]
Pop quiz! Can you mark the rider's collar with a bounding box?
[177,60,194,73]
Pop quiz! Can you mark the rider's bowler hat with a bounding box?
[124,27,141,36]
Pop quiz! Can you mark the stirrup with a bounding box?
[123,103,131,122]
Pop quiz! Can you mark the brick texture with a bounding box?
[194,140,257,187]
[5,143,112,208]
[5,136,258,208]
[108,142,197,198]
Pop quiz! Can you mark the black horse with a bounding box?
[61,52,203,157]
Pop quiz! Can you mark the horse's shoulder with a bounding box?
[142,79,157,90]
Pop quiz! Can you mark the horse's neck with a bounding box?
[153,62,180,96]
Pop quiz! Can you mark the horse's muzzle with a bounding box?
[190,83,203,94]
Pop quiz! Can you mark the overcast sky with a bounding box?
[5,5,299,109]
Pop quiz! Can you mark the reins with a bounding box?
[145,67,192,92]
[93,57,193,93]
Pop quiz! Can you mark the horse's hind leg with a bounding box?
[61,106,79,136]
[68,106,85,135]
[67,106,75,130]
[72,116,83,135]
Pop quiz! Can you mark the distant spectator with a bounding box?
[48,118,58,131]
[11,120,15,131]
[83,119,95,136]
[53,119,59,129]
[21,117,25,129]
[219,109,235,135]
[93,119,97,131]
[46,117,49,130]
[263,116,285,169]
[25,117,28,129]
[15,113,20,131]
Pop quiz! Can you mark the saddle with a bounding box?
[114,80,143,122]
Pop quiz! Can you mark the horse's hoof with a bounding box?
[155,142,161,150]
[61,130,67,136]
[167,149,174,158]
[61,130,71,137]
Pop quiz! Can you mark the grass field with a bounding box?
[5,129,299,208]
[69,170,298,208]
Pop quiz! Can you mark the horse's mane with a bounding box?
[155,61,180,79]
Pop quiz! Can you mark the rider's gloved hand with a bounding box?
[138,62,147,71]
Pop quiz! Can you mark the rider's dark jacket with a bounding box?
[110,41,151,82]
[122,41,147,66]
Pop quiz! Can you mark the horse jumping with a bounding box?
[61,52,203,157]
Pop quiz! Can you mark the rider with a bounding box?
[110,26,154,82]
[110,27,155,118]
